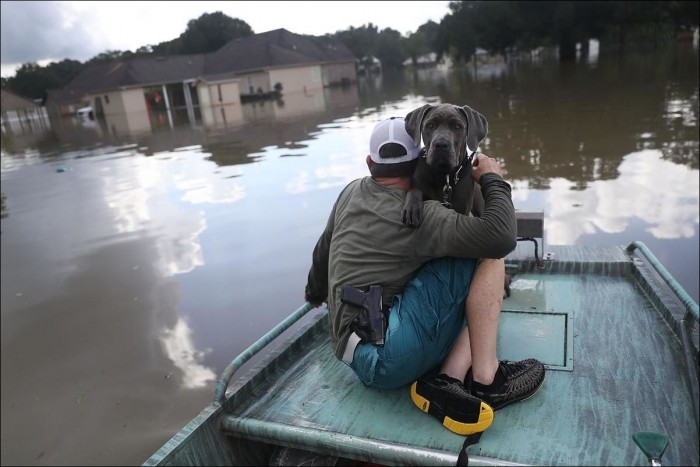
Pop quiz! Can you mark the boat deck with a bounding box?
[144,244,699,466]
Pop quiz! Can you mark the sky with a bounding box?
[0,0,452,78]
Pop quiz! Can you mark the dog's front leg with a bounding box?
[402,188,424,226]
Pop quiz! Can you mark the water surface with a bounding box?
[1,45,698,465]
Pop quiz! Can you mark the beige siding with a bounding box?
[269,65,323,94]
[120,88,148,114]
[322,62,357,86]
[206,81,240,105]
[86,88,149,136]
[91,88,147,116]
[197,80,243,127]
[237,72,269,94]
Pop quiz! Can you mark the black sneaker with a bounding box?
[466,359,545,411]
[410,373,494,435]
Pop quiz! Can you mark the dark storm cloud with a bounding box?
[1,1,109,65]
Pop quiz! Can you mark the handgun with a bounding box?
[340,284,385,346]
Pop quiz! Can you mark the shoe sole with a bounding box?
[410,382,494,435]
[489,371,546,411]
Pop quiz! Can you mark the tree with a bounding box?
[177,12,253,54]
[472,1,523,58]
[86,50,133,65]
[437,1,698,63]
[374,28,407,68]
[6,62,61,100]
[405,21,440,64]
[334,24,381,60]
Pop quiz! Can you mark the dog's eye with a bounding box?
[454,123,463,130]
[425,122,434,129]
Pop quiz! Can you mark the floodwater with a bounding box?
[1,45,698,466]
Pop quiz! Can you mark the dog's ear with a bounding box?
[459,105,488,152]
[405,104,433,147]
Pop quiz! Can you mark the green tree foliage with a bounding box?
[375,28,406,68]
[405,21,440,64]
[170,12,254,54]
[437,0,699,62]
[334,24,381,61]
[85,50,137,65]
[332,23,411,68]
[5,59,84,100]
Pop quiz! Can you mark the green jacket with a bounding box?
[305,172,517,360]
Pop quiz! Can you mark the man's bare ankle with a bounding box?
[470,362,499,386]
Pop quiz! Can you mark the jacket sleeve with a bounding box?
[417,172,517,260]
[304,201,337,305]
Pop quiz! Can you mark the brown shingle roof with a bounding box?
[206,28,356,75]
[62,55,207,94]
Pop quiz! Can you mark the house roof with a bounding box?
[205,28,356,75]
[1,89,39,111]
[44,87,88,105]
[63,55,207,94]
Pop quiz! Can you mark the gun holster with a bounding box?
[340,284,386,346]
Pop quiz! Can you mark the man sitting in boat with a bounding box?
[304,116,545,435]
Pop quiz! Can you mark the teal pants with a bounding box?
[349,257,478,389]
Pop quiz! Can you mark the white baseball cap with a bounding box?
[369,117,422,164]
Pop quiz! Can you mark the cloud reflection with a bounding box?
[101,151,206,276]
[539,149,699,244]
[286,163,367,194]
[160,317,217,389]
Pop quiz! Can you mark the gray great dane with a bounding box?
[402,103,514,297]
[401,103,489,226]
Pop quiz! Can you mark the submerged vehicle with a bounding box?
[143,211,698,466]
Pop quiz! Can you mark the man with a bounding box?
[304,116,545,435]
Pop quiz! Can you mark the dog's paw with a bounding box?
[503,273,512,299]
[401,203,423,227]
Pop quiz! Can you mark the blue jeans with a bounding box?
[349,257,478,389]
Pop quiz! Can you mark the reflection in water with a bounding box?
[99,148,208,277]
[512,149,699,245]
[160,317,216,389]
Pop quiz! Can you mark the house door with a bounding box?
[93,96,104,117]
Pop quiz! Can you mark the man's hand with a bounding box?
[304,292,324,308]
[471,153,503,181]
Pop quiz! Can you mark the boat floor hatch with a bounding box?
[498,308,574,371]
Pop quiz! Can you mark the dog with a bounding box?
[402,103,513,298]
[401,103,488,226]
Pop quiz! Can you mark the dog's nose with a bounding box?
[433,140,449,151]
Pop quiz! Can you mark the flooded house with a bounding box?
[1,88,50,136]
[43,28,357,135]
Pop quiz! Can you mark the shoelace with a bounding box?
[499,360,525,379]
[498,360,541,394]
